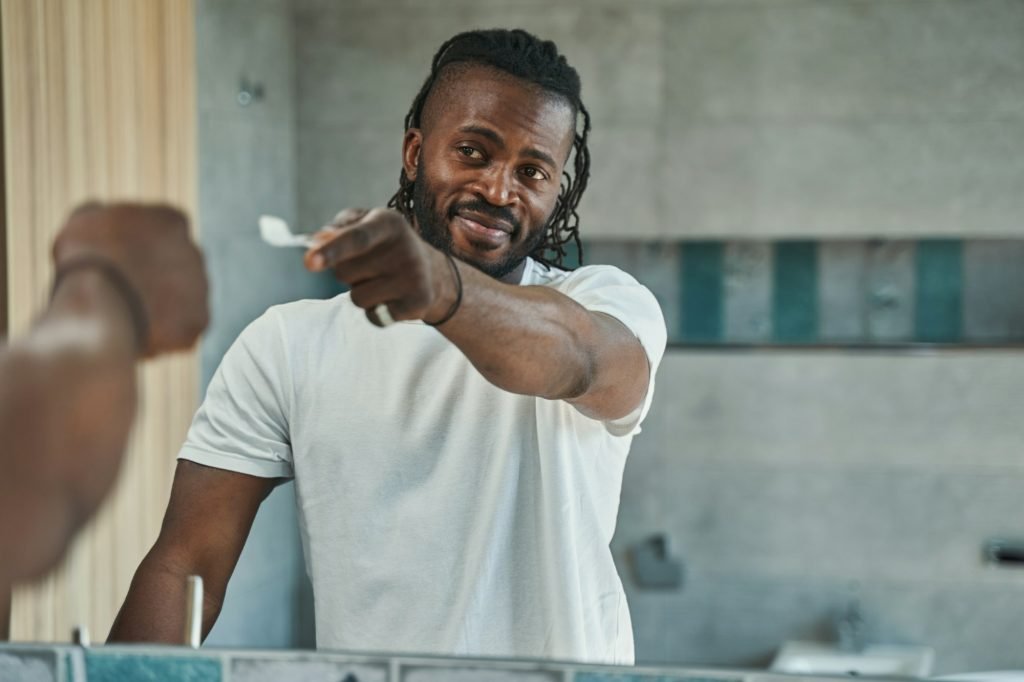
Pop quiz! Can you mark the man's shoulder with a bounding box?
[240,293,355,346]
[528,260,642,291]
[265,293,351,322]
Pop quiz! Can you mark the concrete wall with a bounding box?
[293,0,1024,240]
[195,0,323,649]
[616,351,1024,673]
[657,0,1024,240]
[190,0,1024,671]
[292,0,668,238]
[287,0,1024,673]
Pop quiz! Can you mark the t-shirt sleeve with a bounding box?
[178,308,295,478]
[552,265,668,437]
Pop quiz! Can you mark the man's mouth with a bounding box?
[451,210,513,247]
[456,210,513,234]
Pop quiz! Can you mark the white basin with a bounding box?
[934,673,1024,682]
[771,640,935,677]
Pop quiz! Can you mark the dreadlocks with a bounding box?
[387,28,591,269]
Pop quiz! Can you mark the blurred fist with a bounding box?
[52,202,210,357]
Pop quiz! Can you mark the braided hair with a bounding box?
[388,29,591,269]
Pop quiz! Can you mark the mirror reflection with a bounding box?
[3,0,1024,679]
[187,0,1024,672]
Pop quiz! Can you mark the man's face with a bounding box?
[402,64,576,282]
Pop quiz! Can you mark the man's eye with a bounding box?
[458,146,481,158]
[521,166,547,180]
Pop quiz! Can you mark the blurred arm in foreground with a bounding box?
[0,203,209,638]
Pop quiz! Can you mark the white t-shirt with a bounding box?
[179,258,666,664]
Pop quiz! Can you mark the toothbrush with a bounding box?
[258,214,395,326]
[259,214,317,249]
[184,575,202,648]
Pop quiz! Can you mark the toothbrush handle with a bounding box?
[184,575,203,648]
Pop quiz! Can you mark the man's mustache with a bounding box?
[449,200,521,235]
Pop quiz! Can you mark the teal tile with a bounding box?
[402,666,559,681]
[818,241,868,342]
[865,241,915,342]
[681,241,724,342]
[723,241,772,342]
[0,648,58,681]
[773,241,818,343]
[233,656,387,681]
[914,239,963,342]
[962,240,1024,341]
[562,240,584,270]
[586,241,681,343]
[537,239,583,270]
[577,671,737,675]
[85,651,221,682]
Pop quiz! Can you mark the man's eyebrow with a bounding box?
[459,125,504,146]
[458,125,558,169]
[521,147,557,169]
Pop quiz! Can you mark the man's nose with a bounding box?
[474,165,517,207]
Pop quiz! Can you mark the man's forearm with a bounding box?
[0,269,137,584]
[435,259,649,421]
[439,262,598,399]
[108,549,222,644]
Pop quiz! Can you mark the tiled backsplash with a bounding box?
[0,644,763,682]
[583,240,1024,346]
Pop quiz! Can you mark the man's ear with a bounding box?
[402,129,423,180]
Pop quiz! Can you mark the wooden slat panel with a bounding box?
[0,1,6,342]
[2,0,197,643]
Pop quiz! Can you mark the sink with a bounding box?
[771,640,935,677]
[934,673,1024,682]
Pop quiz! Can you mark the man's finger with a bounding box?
[329,245,404,286]
[330,207,369,228]
[349,276,423,321]
[303,208,371,268]
[306,221,394,271]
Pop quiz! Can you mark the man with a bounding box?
[110,29,666,664]
[0,203,208,637]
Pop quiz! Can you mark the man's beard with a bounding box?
[411,167,549,280]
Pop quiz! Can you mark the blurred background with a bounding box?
[5,0,1024,675]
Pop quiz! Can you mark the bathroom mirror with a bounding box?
[185,1,1024,675]
[6,1,1022,677]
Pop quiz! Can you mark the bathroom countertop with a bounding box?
[0,641,929,682]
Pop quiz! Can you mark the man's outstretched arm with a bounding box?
[0,203,208,617]
[305,208,656,422]
[0,265,138,588]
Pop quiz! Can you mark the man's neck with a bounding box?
[499,258,529,285]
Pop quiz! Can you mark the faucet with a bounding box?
[836,596,866,653]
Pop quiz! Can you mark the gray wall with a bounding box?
[195,0,324,649]
[293,0,1024,241]
[617,351,1024,673]
[655,0,1024,240]
[292,0,668,238]
[193,0,1024,671]
[288,0,1024,673]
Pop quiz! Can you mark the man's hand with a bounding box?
[0,202,211,592]
[52,202,210,356]
[303,208,457,326]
